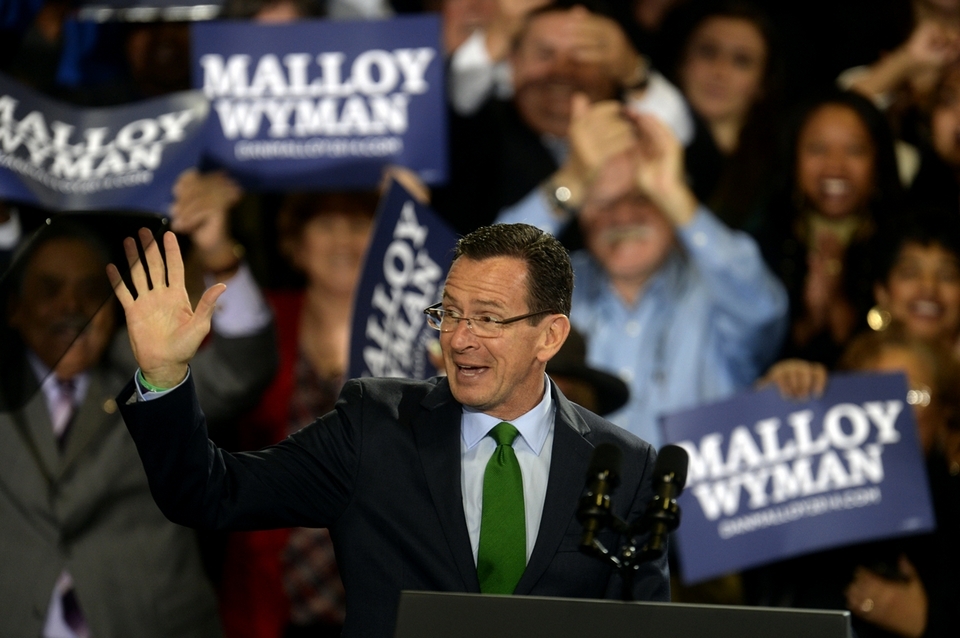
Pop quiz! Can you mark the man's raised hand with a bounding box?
[106,228,226,389]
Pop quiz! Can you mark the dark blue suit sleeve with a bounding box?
[118,374,362,531]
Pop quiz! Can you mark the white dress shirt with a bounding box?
[460,376,555,564]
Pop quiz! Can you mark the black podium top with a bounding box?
[394,591,853,638]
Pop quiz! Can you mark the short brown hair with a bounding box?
[453,223,573,318]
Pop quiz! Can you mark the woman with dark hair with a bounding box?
[669,0,783,231]
[757,89,904,367]
[864,208,960,354]
[907,60,960,211]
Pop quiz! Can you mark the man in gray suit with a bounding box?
[114,223,669,638]
[0,220,276,638]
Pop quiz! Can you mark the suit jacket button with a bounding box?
[103,398,118,414]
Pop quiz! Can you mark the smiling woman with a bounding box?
[868,208,960,351]
[756,90,904,367]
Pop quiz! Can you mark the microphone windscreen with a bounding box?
[587,443,622,482]
[654,444,689,489]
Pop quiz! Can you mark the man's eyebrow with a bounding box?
[439,293,507,311]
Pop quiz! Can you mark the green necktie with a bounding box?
[477,421,526,594]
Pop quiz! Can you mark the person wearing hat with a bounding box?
[546,326,629,417]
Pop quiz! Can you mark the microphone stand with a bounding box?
[579,490,681,602]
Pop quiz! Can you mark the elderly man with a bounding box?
[111,222,670,638]
[498,110,788,449]
[433,0,693,235]
[0,218,276,638]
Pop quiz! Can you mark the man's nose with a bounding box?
[448,316,477,348]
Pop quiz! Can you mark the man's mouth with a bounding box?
[601,225,652,245]
[456,364,488,378]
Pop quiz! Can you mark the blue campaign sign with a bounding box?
[0,73,209,213]
[348,181,458,380]
[661,372,935,585]
[192,15,447,191]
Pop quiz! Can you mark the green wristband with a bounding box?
[137,369,171,393]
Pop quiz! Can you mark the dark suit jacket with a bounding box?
[119,375,670,638]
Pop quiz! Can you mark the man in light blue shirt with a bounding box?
[498,112,788,448]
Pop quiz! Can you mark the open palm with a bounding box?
[106,228,225,389]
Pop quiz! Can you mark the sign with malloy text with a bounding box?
[192,15,446,191]
[661,372,935,584]
[0,73,208,213]
[348,181,457,381]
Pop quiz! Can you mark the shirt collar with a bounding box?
[461,374,553,455]
[26,350,90,403]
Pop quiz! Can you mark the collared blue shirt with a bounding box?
[461,375,555,564]
[499,190,788,448]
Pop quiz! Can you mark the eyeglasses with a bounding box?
[423,302,556,338]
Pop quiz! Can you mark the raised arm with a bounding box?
[106,228,226,389]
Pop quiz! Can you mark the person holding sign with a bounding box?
[750,324,960,638]
[108,222,669,638]
[498,106,789,450]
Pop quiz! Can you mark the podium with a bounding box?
[394,591,853,638]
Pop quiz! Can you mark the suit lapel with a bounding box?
[19,385,61,481]
[59,369,118,477]
[414,380,481,592]
[514,384,594,595]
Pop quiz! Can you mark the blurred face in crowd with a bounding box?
[678,16,767,130]
[511,8,622,138]
[8,238,116,380]
[440,256,562,420]
[255,0,305,21]
[861,345,940,454]
[291,209,374,296]
[875,241,960,344]
[796,104,876,218]
[931,64,960,167]
[581,151,675,303]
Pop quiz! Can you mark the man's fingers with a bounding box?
[140,227,165,288]
[106,263,134,309]
[811,364,828,397]
[570,92,592,121]
[163,231,186,290]
[194,283,227,325]
[125,236,149,293]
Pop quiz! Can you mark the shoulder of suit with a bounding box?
[341,375,447,403]
[568,402,652,453]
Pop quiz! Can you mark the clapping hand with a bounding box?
[106,228,226,389]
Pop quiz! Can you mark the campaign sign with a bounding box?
[348,181,457,381]
[0,73,209,213]
[661,372,935,585]
[192,15,446,191]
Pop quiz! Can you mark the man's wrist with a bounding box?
[540,174,582,221]
[655,185,698,227]
[202,241,245,281]
[140,365,188,391]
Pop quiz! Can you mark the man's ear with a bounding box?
[538,314,571,363]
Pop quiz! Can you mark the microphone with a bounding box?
[577,443,622,553]
[638,444,689,560]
